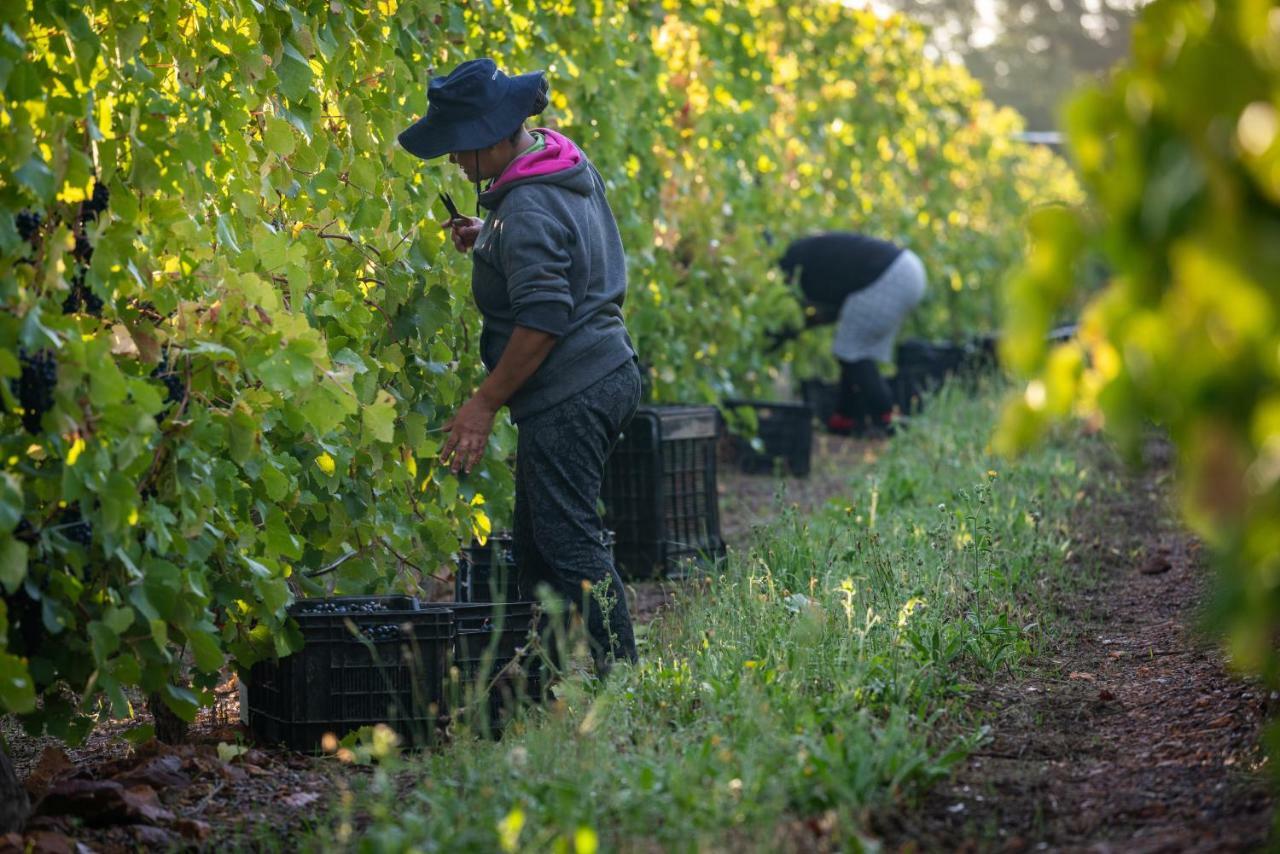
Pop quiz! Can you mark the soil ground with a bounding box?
[871,439,1274,851]
[1,433,1273,851]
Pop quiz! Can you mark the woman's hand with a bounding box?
[440,393,498,475]
[441,216,484,253]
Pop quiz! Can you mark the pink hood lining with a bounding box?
[489,128,583,191]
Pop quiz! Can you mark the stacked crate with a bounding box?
[602,405,726,579]
[722,399,814,477]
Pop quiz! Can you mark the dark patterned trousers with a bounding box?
[513,358,641,672]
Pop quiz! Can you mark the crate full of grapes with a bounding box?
[245,595,453,751]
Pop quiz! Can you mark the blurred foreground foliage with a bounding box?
[998,0,1280,680]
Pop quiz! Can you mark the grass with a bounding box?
[300,381,1099,852]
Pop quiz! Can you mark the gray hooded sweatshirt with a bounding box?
[471,129,635,422]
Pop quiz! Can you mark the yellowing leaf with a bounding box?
[315,452,336,475]
[574,827,599,854]
[66,437,85,466]
[472,509,491,546]
[498,807,525,853]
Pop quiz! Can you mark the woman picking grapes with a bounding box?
[398,58,640,673]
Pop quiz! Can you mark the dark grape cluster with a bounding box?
[73,233,93,264]
[64,518,93,547]
[62,269,104,316]
[295,599,391,616]
[15,350,57,434]
[360,623,404,641]
[80,180,109,223]
[56,508,93,547]
[15,210,42,243]
[150,351,184,405]
[14,519,37,544]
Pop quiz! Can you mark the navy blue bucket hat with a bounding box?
[398,58,549,160]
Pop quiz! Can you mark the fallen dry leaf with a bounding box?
[174,818,212,840]
[1069,672,1096,681]
[17,830,83,854]
[35,779,174,828]
[129,825,179,848]
[280,791,322,809]
[1140,549,1172,575]
[24,747,76,800]
[119,784,175,824]
[113,754,191,792]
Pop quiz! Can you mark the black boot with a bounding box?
[841,359,894,436]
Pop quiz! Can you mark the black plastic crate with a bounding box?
[800,378,840,424]
[448,601,541,734]
[601,405,726,579]
[452,601,538,675]
[722,399,814,477]
[893,339,970,413]
[965,333,999,373]
[456,533,516,603]
[456,531,616,603]
[246,596,453,752]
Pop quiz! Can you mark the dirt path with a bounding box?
[873,443,1274,852]
[717,432,883,547]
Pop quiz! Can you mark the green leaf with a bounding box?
[5,58,40,100]
[254,576,292,616]
[257,343,315,391]
[0,472,22,535]
[259,461,292,501]
[253,229,289,271]
[362,389,397,444]
[88,620,120,661]
[187,340,237,360]
[0,535,27,594]
[348,157,378,193]
[227,409,259,464]
[88,355,128,408]
[0,652,36,713]
[263,508,303,559]
[99,673,131,718]
[186,626,224,673]
[148,618,169,648]
[42,597,72,635]
[333,348,368,374]
[277,42,313,102]
[110,651,142,684]
[242,555,273,579]
[350,197,383,230]
[162,682,200,723]
[100,472,136,537]
[103,605,134,635]
[15,154,54,201]
[216,214,242,254]
[263,116,296,156]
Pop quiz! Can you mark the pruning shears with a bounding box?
[439,191,463,225]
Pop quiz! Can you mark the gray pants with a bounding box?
[832,249,927,363]
[513,359,641,671]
